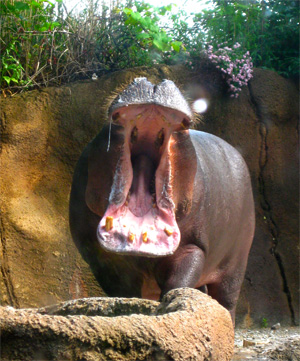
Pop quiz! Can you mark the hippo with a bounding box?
[69,78,255,323]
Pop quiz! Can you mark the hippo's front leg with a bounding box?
[155,245,206,299]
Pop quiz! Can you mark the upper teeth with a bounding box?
[105,216,113,231]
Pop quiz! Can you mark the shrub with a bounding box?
[193,0,299,79]
[204,41,253,98]
[0,0,63,90]
[1,0,298,94]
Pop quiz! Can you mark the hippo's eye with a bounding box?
[181,118,192,129]
[112,112,120,122]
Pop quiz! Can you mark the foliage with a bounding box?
[0,0,63,90]
[0,0,299,94]
[261,317,268,328]
[193,0,299,78]
[0,0,185,92]
[123,4,182,63]
[1,40,26,86]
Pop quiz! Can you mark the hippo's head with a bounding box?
[95,78,194,257]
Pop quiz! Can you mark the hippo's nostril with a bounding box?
[155,128,164,147]
[130,126,138,143]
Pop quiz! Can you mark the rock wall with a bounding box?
[0,64,298,326]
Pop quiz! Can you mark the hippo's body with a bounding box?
[69,78,255,322]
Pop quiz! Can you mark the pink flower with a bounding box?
[206,42,252,98]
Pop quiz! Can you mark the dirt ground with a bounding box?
[233,327,300,360]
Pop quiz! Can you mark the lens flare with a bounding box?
[192,99,208,113]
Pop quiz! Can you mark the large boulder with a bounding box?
[0,288,234,361]
[0,63,298,326]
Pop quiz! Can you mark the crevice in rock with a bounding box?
[0,217,20,307]
[248,82,296,325]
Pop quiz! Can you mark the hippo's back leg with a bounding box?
[207,262,249,324]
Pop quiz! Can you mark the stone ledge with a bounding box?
[0,288,234,361]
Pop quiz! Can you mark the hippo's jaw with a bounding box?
[97,79,193,257]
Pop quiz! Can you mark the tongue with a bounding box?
[128,154,154,217]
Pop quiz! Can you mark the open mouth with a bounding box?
[97,79,192,257]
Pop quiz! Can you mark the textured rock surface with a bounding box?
[0,288,234,361]
[0,63,298,326]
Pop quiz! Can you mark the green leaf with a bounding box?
[7,65,18,72]
[31,1,43,9]
[13,2,30,11]
[130,12,142,22]
[140,17,153,29]
[171,41,182,52]
[153,39,163,50]
[49,21,61,30]
[3,76,11,85]
[123,8,132,15]
[137,33,151,40]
